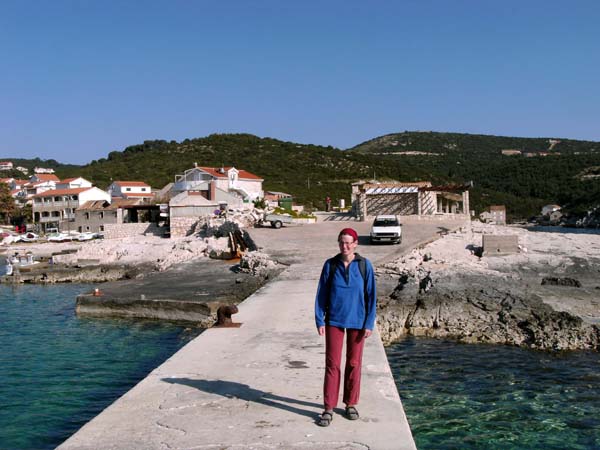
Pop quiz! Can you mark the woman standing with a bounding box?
[314,227,376,427]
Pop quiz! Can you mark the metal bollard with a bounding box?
[215,305,241,327]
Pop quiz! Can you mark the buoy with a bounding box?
[93,288,102,296]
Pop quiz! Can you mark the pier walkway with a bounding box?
[59,216,466,450]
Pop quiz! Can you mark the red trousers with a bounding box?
[323,325,366,410]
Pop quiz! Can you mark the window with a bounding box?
[99,212,104,219]
[54,196,61,202]
[125,188,131,192]
[85,226,90,231]
[99,225,104,231]
[141,187,146,192]
[85,213,90,220]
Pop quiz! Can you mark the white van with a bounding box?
[370,215,402,244]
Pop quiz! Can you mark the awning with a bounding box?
[366,186,419,194]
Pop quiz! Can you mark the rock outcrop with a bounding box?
[376,223,600,351]
[378,273,600,351]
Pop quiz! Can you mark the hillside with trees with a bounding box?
[349,131,600,220]
[5,131,600,221]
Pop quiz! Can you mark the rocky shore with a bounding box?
[376,223,600,351]
[1,219,283,326]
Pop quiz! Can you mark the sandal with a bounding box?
[317,410,333,427]
[345,406,359,420]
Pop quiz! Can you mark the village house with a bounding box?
[15,166,29,174]
[171,165,263,202]
[480,205,506,225]
[33,167,55,174]
[168,165,263,237]
[73,198,140,234]
[32,187,111,232]
[351,181,471,221]
[0,161,14,171]
[108,181,153,200]
[22,174,60,203]
[501,149,522,156]
[29,173,60,184]
[56,177,93,190]
[264,191,293,208]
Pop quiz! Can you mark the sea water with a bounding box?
[0,284,201,450]
[387,337,600,450]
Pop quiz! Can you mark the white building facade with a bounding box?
[32,187,111,231]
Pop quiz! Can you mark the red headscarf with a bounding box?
[338,227,358,242]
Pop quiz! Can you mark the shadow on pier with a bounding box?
[162,378,321,419]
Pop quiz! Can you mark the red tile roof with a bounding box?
[197,166,262,180]
[120,192,154,197]
[33,174,60,182]
[114,181,150,187]
[33,187,92,198]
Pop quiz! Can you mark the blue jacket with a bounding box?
[314,254,377,330]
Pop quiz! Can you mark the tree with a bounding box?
[0,183,17,224]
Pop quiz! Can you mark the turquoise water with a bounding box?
[387,337,600,450]
[0,284,201,450]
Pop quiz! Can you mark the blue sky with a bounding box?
[1,1,599,164]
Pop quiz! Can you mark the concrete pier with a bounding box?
[59,216,466,449]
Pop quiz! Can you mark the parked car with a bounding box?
[370,215,402,244]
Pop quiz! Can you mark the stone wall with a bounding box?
[103,223,165,239]
[482,234,519,255]
[169,217,199,238]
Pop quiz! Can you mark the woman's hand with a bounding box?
[318,326,325,336]
[364,329,372,338]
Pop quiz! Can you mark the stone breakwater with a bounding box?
[376,223,600,351]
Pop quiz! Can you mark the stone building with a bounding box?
[480,205,506,225]
[32,187,111,232]
[351,181,471,221]
[73,199,138,233]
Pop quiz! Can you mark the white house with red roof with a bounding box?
[56,177,93,190]
[172,165,263,204]
[32,187,111,231]
[30,173,60,183]
[0,161,14,171]
[7,179,29,190]
[23,179,57,201]
[33,167,55,174]
[108,181,153,200]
